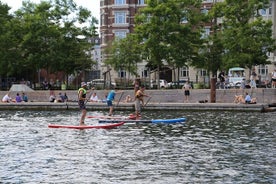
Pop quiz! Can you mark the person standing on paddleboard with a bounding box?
[135,85,150,118]
[106,88,124,116]
[78,82,93,125]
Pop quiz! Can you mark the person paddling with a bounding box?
[134,85,150,118]
[106,88,124,116]
[78,82,94,125]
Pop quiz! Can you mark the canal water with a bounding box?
[0,110,275,183]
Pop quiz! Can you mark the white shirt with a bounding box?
[272,71,276,78]
[90,95,99,102]
[2,94,12,102]
[183,83,191,90]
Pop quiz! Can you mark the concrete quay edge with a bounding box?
[0,101,274,112]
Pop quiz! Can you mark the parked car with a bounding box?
[151,79,168,88]
[89,79,116,89]
[167,80,187,89]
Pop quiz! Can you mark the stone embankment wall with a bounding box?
[1,88,275,104]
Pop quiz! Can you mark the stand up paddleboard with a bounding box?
[87,114,136,120]
[99,117,186,124]
[48,122,125,129]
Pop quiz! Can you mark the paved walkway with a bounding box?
[2,88,275,103]
[0,88,275,112]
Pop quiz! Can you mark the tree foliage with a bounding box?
[213,0,275,69]
[105,34,142,77]
[0,0,98,85]
[134,0,204,85]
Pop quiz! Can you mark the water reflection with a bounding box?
[0,110,275,183]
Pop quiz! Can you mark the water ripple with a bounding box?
[0,110,275,183]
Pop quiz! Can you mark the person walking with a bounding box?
[250,69,257,88]
[218,71,225,89]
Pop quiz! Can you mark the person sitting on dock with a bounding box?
[90,92,99,102]
[15,93,22,103]
[244,92,257,104]
[49,93,56,103]
[22,93,28,102]
[234,93,257,104]
[2,92,13,103]
[234,95,244,104]
[124,95,132,103]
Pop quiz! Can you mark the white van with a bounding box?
[228,67,245,87]
[151,79,168,88]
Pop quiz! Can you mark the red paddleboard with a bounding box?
[48,122,124,129]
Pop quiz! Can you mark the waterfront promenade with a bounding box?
[0,88,275,112]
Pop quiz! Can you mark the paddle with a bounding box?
[143,91,152,107]
[85,87,95,105]
[144,96,152,107]
[116,91,124,107]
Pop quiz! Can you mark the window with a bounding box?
[258,65,268,76]
[269,4,272,15]
[115,0,125,5]
[201,27,210,39]
[115,31,127,39]
[115,12,126,24]
[138,0,145,5]
[142,69,148,78]
[180,67,189,78]
[259,9,267,16]
[201,8,208,15]
[180,10,188,24]
[118,70,126,78]
[200,69,207,77]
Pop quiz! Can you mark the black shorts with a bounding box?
[78,100,86,110]
[185,90,190,96]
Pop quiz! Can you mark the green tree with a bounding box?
[0,2,17,78]
[105,34,142,77]
[104,34,143,88]
[135,0,204,87]
[215,0,275,70]
[0,0,98,87]
[191,2,225,77]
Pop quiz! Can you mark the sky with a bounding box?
[0,0,100,23]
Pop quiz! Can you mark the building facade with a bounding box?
[99,0,147,83]
[98,0,276,86]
